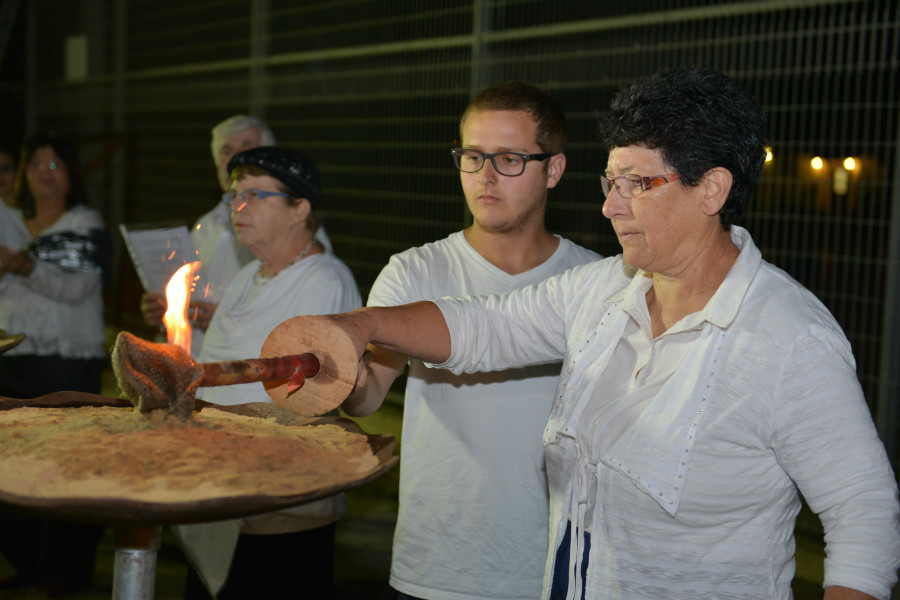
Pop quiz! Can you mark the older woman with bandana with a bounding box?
[176,146,361,600]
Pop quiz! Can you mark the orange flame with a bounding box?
[163,261,201,352]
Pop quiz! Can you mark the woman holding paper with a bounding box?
[0,134,110,595]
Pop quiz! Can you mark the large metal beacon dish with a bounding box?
[0,317,397,600]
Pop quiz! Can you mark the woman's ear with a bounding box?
[291,197,312,225]
[700,167,733,216]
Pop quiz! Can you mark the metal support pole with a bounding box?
[876,95,900,464]
[463,0,491,228]
[112,525,162,600]
[249,0,270,118]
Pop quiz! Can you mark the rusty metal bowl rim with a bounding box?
[0,396,398,525]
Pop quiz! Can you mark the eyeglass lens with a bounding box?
[28,161,59,171]
[454,150,528,177]
[227,189,292,204]
[601,176,642,198]
[602,174,679,198]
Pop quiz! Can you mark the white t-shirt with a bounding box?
[175,249,361,597]
[368,231,600,600]
[198,251,361,406]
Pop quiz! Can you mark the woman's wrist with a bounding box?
[22,255,34,277]
[2,252,35,277]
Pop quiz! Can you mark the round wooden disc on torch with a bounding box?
[260,316,358,416]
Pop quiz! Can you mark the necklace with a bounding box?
[253,238,316,286]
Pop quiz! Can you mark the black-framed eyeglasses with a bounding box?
[224,189,292,206]
[601,173,681,199]
[451,148,552,177]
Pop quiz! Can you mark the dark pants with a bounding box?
[0,354,106,590]
[550,522,591,600]
[0,354,103,399]
[184,523,337,600]
[0,517,104,588]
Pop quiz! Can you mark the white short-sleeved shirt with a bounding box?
[369,231,600,600]
[175,249,362,596]
[198,251,361,406]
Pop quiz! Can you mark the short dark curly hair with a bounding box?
[597,68,767,230]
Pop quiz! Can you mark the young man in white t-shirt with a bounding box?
[342,82,600,600]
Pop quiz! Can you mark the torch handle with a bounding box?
[196,354,320,387]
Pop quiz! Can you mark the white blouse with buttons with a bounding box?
[433,226,900,600]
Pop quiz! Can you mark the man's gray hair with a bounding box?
[210,115,276,160]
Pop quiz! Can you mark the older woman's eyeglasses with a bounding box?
[451,148,552,177]
[224,189,292,206]
[601,173,681,199]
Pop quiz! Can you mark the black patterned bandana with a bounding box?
[226,146,322,207]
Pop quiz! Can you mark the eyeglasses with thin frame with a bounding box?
[451,148,552,177]
[600,173,681,199]
[224,189,292,207]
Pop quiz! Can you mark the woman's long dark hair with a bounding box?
[15,134,88,219]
